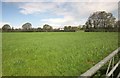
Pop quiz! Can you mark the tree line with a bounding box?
[1,11,120,32]
[2,23,81,32]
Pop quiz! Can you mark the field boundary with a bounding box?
[79,47,120,78]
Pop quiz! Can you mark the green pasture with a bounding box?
[2,32,118,76]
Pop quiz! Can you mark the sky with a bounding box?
[0,0,119,28]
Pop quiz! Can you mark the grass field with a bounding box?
[2,32,118,76]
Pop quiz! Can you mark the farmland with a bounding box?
[2,32,118,76]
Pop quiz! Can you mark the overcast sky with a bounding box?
[0,0,119,28]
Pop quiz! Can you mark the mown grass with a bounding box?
[2,32,118,76]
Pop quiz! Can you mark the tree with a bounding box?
[43,24,53,31]
[114,20,120,31]
[64,26,72,30]
[64,26,68,30]
[22,22,32,30]
[68,26,72,30]
[64,26,81,31]
[2,24,11,30]
[85,11,116,31]
[81,25,86,30]
[114,20,120,28]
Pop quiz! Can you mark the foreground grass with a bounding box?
[2,32,118,76]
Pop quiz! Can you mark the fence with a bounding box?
[79,47,120,78]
